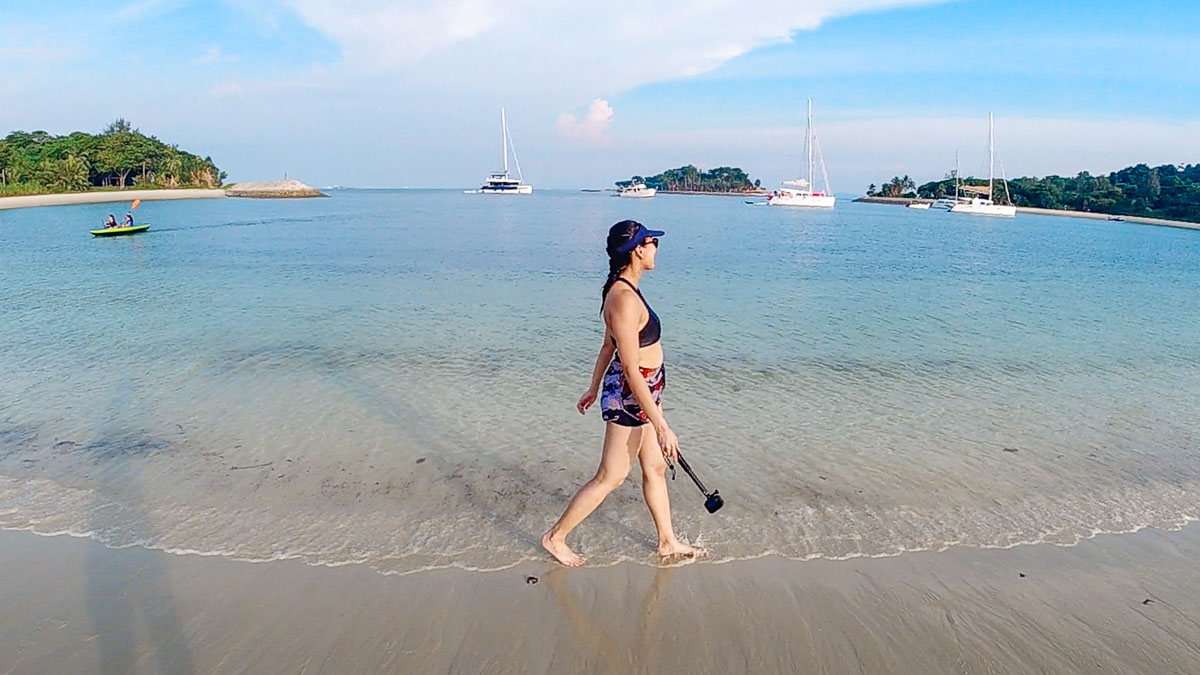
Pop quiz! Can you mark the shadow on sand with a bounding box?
[81,431,196,674]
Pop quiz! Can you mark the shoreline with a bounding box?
[0,188,226,212]
[659,190,768,197]
[854,195,1200,231]
[2,524,1199,672]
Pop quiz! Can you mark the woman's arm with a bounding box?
[577,330,616,414]
[588,328,616,392]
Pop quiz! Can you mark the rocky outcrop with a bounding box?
[225,179,327,198]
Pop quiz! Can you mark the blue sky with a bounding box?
[2,0,1197,191]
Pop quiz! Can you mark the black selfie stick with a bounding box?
[672,451,724,513]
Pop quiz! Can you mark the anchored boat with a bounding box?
[471,108,532,194]
[768,99,835,209]
[949,114,1016,217]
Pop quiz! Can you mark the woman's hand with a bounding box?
[656,424,680,463]
[577,389,598,414]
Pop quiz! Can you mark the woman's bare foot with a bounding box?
[656,539,705,559]
[542,531,586,567]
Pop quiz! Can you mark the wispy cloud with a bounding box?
[192,45,236,65]
[113,0,187,22]
[0,46,79,62]
[275,0,947,97]
[556,99,614,148]
[282,0,498,68]
[208,76,330,99]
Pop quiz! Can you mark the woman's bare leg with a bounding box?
[543,423,642,566]
[637,426,704,559]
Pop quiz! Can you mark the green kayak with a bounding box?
[91,224,150,237]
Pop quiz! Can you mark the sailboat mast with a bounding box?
[807,98,814,191]
[988,113,994,199]
[502,108,509,174]
[954,150,960,199]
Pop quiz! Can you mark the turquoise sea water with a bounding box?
[2,191,1199,573]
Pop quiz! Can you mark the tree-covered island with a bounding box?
[0,119,226,196]
[618,165,763,193]
[867,162,1200,223]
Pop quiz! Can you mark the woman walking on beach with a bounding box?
[542,220,703,567]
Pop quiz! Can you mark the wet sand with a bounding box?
[0,189,225,211]
[2,524,1199,674]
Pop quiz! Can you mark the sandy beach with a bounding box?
[1012,206,1200,231]
[854,196,1200,231]
[2,524,1199,674]
[0,189,226,212]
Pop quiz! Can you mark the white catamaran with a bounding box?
[473,108,532,194]
[768,98,835,209]
[950,114,1015,217]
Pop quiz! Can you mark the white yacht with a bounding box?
[768,98,835,209]
[616,181,656,198]
[473,108,532,194]
[950,114,1015,217]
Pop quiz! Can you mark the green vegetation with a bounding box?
[866,176,917,198]
[907,163,1200,223]
[0,119,226,197]
[620,165,762,193]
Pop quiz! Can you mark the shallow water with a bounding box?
[1,191,1198,573]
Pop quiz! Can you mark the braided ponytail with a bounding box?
[601,219,643,312]
[601,252,630,312]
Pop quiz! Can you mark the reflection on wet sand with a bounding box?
[547,564,676,675]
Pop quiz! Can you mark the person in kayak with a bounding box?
[541,220,703,567]
[104,214,119,228]
[123,212,135,227]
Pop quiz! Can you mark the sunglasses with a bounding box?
[641,237,659,248]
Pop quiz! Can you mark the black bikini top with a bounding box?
[610,277,661,348]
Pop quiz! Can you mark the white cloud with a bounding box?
[556,99,614,148]
[282,0,499,68]
[192,45,236,66]
[276,0,946,96]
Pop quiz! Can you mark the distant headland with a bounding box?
[0,120,326,210]
[865,162,1200,224]
[0,119,224,196]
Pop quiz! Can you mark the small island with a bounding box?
[618,165,765,195]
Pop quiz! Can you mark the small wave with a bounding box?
[5,512,1197,579]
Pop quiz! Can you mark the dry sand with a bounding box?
[854,196,1200,231]
[2,524,1199,674]
[0,189,225,211]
